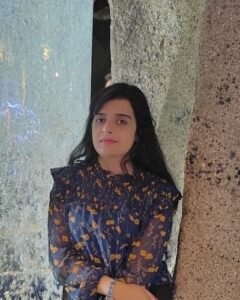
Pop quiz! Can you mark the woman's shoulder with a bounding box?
[50,161,90,185]
[142,169,182,203]
[49,162,93,203]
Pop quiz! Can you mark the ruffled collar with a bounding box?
[93,161,142,180]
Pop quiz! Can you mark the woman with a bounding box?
[48,83,182,300]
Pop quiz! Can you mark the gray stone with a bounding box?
[174,1,240,299]
[109,0,206,272]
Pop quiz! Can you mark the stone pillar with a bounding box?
[0,1,92,298]
[109,0,205,272]
[174,1,240,299]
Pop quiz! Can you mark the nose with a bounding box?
[102,120,113,133]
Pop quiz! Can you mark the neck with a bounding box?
[98,157,133,175]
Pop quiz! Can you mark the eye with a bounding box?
[117,119,128,125]
[94,116,105,124]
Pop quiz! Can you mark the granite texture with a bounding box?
[109,0,205,273]
[174,1,240,299]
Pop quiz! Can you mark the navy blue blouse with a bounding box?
[48,162,181,300]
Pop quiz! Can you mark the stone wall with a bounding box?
[108,0,205,273]
[109,1,240,299]
[174,1,240,299]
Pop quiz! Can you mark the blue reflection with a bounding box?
[0,80,40,143]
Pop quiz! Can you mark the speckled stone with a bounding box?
[174,1,240,299]
[109,0,205,272]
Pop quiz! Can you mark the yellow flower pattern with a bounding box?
[48,162,181,300]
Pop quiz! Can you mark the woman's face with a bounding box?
[92,98,137,161]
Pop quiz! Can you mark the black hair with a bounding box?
[68,82,174,184]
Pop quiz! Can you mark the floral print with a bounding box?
[48,162,181,300]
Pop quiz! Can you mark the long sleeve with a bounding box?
[121,183,181,287]
[48,168,105,299]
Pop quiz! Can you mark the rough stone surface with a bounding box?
[109,0,205,272]
[174,1,240,299]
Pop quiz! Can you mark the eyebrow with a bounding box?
[95,112,132,119]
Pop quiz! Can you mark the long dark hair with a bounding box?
[68,83,174,184]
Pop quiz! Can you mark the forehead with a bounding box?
[98,98,134,115]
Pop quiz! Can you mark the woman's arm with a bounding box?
[97,275,157,300]
[48,184,105,298]
[122,196,176,287]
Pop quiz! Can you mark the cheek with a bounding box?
[124,130,137,148]
[91,126,99,147]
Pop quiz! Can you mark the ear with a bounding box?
[134,134,139,142]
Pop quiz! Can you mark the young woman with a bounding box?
[48,83,182,300]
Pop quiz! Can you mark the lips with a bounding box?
[99,138,117,144]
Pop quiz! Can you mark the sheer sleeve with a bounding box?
[48,167,105,299]
[121,183,182,287]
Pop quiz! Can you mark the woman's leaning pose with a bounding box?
[48,83,182,300]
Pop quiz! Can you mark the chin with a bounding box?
[97,152,126,159]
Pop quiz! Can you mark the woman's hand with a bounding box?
[113,281,157,300]
[97,276,157,300]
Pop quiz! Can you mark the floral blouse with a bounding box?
[48,162,181,300]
